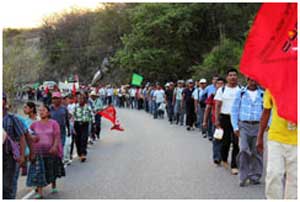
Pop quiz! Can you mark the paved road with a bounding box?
[17,108,266,199]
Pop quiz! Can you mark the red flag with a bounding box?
[45,86,49,94]
[72,83,76,96]
[98,106,124,131]
[240,3,297,123]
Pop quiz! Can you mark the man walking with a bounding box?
[194,79,208,137]
[214,69,241,175]
[182,79,196,131]
[173,80,184,125]
[153,83,165,119]
[203,77,225,166]
[256,89,297,199]
[50,92,70,148]
[3,93,27,199]
[231,78,264,186]
[165,82,175,124]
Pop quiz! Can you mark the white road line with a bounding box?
[22,190,35,200]
[21,154,78,199]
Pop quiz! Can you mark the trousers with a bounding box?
[266,140,297,199]
[237,122,263,182]
[220,114,239,168]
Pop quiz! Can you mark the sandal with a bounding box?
[33,193,43,199]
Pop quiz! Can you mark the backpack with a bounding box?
[221,85,243,93]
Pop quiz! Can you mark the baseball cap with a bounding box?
[200,78,207,83]
[90,91,98,96]
[188,79,194,83]
[52,92,62,98]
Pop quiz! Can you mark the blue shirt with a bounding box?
[231,88,264,131]
[203,84,216,97]
[50,105,68,137]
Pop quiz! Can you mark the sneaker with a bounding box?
[231,168,239,175]
[66,159,72,165]
[33,193,43,199]
[214,160,221,166]
[249,179,261,185]
[239,180,247,187]
[51,188,58,194]
[81,156,87,162]
[187,127,191,131]
[208,137,213,141]
[203,134,207,138]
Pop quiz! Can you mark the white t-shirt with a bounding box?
[174,87,183,100]
[99,88,106,96]
[214,85,240,115]
[129,88,136,97]
[153,89,165,103]
[67,103,75,113]
[192,87,205,100]
[247,89,258,102]
[107,88,113,96]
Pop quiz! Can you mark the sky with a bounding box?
[0,0,104,28]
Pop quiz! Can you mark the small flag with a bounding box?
[72,83,76,96]
[98,106,124,131]
[131,73,144,86]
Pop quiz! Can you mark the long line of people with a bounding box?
[96,68,297,199]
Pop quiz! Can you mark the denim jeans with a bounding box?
[207,112,214,139]
[174,100,184,125]
[153,102,162,119]
[197,106,206,133]
[12,163,20,199]
[167,101,174,122]
[3,152,17,199]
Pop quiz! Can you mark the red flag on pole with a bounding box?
[240,3,297,123]
[98,106,124,131]
[72,83,76,96]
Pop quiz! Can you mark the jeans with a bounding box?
[237,122,263,182]
[207,112,214,139]
[220,114,239,169]
[153,102,162,119]
[63,135,72,162]
[94,114,102,139]
[74,121,89,156]
[211,125,222,162]
[167,101,174,123]
[266,141,297,199]
[197,106,206,133]
[12,163,20,199]
[3,152,17,199]
[174,100,184,125]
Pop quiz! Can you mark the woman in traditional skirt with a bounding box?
[27,104,65,199]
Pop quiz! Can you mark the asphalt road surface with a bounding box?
[17,107,266,199]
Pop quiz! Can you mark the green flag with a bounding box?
[131,73,144,86]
